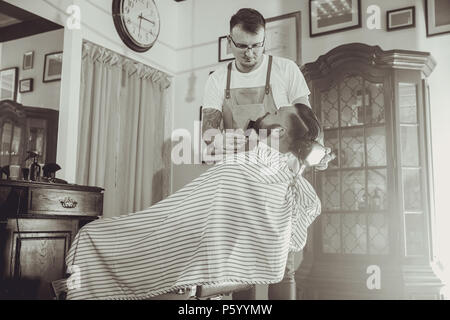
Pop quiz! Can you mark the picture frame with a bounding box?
[0,67,18,101]
[387,7,415,31]
[43,51,63,83]
[23,51,34,70]
[265,11,302,65]
[309,0,361,37]
[425,0,450,37]
[218,35,234,62]
[19,78,33,93]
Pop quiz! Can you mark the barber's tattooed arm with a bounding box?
[201,108,222,146]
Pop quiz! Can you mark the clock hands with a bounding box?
[138,13,155,25]
[138,15,142,36]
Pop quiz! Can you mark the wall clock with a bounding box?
[112,0,160,52]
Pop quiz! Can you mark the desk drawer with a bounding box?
[28,188,103,216]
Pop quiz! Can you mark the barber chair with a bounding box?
[148,283,254,300]
[51,279,253,300]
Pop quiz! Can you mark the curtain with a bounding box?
[77,41,172,218]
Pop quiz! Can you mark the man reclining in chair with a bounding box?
[64,103,333,300]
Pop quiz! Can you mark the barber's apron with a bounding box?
[222,55,277,130]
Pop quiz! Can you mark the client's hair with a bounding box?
[287,103,322,160]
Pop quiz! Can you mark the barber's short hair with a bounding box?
[230,8,265,34]
[288,103,322,160]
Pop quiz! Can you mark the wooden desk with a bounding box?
[0,180,103,299]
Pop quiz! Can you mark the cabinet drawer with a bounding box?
[28,188,103,216]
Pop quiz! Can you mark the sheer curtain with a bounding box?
[77,41,172,218]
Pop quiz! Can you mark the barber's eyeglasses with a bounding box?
[228,36,265,50]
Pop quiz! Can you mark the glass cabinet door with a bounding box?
[1,102,58,168]
[0,121,23,167]
[398,83,427,257]
[317,73,390,256]
[26,118,48,164]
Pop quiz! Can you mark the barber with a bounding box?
[201,8,330,300]
[202,8,313,155]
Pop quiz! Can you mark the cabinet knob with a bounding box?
[60,197,78,209]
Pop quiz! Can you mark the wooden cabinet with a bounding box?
[0,99,58,168]
[296,43,443,299]
[0,180,103,299]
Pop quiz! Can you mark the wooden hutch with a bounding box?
[296,43,443,299]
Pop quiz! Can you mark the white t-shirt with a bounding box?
[202,54,310,111]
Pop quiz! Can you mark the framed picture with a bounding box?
[426,0,450,37]
[218,36,234,62]
[265,11,302,65]
[19,78,33,93]
[309,0,361,37]
[387,7,415,31]
[43,51,63,83]
[0,67,18,101]
[23,51,34,70]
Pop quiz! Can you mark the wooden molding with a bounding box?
[0,2,62,42]
[302,43,436,80]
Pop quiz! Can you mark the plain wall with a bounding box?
[1,29,64,110]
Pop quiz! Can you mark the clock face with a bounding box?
[113,0,160,52]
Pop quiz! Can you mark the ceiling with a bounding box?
[0,2,63,43]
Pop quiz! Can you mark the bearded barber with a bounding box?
[201,8,320,300]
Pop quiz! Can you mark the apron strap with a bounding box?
[265,55,273,95]
[225,62,232,99]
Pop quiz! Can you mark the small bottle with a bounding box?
[29,152,41,181]
[372,188,382,210]
[357,190,366,210]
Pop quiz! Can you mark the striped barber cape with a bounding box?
[65,142,321,300]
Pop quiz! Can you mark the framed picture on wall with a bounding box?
[218,35,234,62]
[309,0,361,37]
[43,51,63,83]
[265,11,302,65]
[387,7,415,31]
[19,78,33,93]
[425,0,450,37]
[23,51,34,70]
[0,67,18,101]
